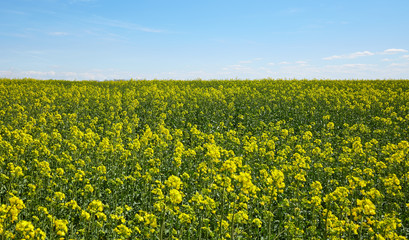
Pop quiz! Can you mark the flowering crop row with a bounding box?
[0,79,408,239]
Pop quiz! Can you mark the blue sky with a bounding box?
[1,0,409,80]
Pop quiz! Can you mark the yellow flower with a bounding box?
[56,168,64,176]
[144,147,154,158]
[16,220,35,237]
[28,184,37,192]
[165,175,183,190]
[144,213,158,228]
[181,172,190,180]
[81,210,90,221]
[65,200,80,210]
[228,210,248,224]
[7,196,25,222]
[114,224,132,238]
[310,181,322,195]
[151,188,164,200]
[281,129,289,138]
[54,192,65,201]
[37,206,48,215]
[54,219,68,237]
[9,196,25,210]
[178,213,192,224]
[169,189,183,204]
[357,199,376,215]
[205,143,221,162]
[294,172,306,182]
[220,159,237,174]
[327,122,335,129]
[234,172,258,195]
[88,200,104,212]
[310,196,322,207]
[97,165,107,175]
[96,212,107,221]
[10,165,24,177]
[252,218,262,228]
[84,184,94,193]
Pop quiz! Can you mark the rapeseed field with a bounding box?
[0,79,408,239]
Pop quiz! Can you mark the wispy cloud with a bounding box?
[69,0,97,4]
[381,48,408,55]
[0,32,29,38]
[238,58,263,64]
[48,32,69,36]
[280,8,304,15]
[340,63,374,68]
[324,49,408,61]
[224,65,252,71]
[389,62,409,67]
[89,16,164,33]
[0,9,26,15]
[0,69,137,80]
[323,51,375,60]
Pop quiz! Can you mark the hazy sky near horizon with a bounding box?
[1,0,409,80]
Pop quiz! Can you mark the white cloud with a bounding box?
[382,58,393,62]
[227,65,251,71]
[69,0,97,3]
[281,8,304,15]
[402,55,409,59]
[324,49,408,61]
[238,58,263,64]
[340,63,374,68]
[381,49,408,55]
[0,71,13,76]
[0,69,138,80]
[0,9,26,15]
[239,60,252,64]
[295,61,308,66]
[279,61,290,65]
[90,16,163,33]
[323,51,374,60]
[389,62,409,67]
[49,32,69,36]
[267,62,275,66]
[0,32,29,38]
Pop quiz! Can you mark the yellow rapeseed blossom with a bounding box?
[114,224,132,238]
[80,210,90,221]
[178,213,192,224]
[88,200,104,212]
[165,175,183,190]
[54,219,68,237]
[15,220,35,238]
[169,189,183,204]
[54,192,65,201]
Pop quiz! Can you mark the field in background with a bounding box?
[1,79,408,239]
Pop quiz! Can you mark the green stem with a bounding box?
[230,198,237,240]
[198,215,202,240]
[219,187,225,239]
[159,209,166,240]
